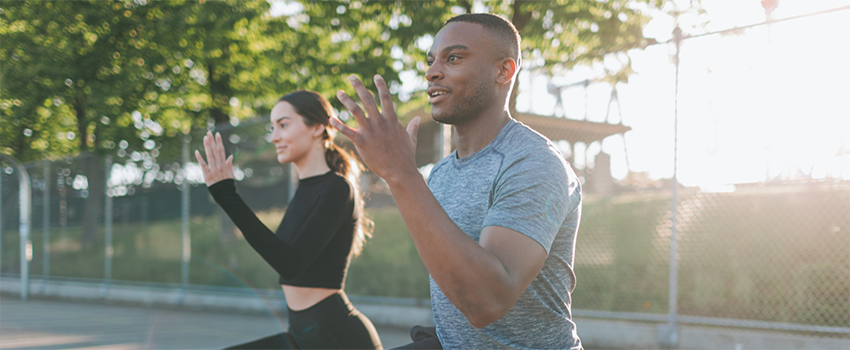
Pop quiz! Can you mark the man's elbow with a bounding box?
[465,302,511,329]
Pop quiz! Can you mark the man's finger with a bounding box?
[329,117,362,144]
[373,74,398,122]
[336,90,370,130]
[348,75,383,121]
[406,116,421,145]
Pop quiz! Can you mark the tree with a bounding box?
[1,0,189,244]
[2,0,670,244]
[296,0,664,115]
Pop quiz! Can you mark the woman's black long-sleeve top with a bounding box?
[207,171,357,289]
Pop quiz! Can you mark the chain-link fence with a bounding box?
[2,6,849,346]
[0,119,427,301]
[541,9,849,342]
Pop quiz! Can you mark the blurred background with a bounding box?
[1,0,848,349]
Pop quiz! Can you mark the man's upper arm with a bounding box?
[479,225,548,300]
[478,149,578,303]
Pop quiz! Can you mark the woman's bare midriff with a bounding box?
[282,285,342,311]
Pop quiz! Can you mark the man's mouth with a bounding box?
[427,87,450,104]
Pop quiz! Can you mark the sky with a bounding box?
[514,0,850,188]
[266,0,850,189]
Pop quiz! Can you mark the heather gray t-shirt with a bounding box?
[427,119,582,350]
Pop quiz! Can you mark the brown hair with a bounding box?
[277,90,372,256]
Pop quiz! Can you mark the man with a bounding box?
[330,13,582,349]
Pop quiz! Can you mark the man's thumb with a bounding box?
[406,116,421,143]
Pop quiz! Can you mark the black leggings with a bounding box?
[225,292,382,349]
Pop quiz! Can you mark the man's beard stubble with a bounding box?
[432,78,492,125]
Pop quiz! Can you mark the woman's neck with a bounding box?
[294,144,332,179]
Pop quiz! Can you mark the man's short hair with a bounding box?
[445,13,521,62]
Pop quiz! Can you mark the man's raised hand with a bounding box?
[330,74,421,184]
[194,131,234,187]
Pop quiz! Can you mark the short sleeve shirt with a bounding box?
[427,119,582,349]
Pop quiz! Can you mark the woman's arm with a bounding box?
[196,131,351,280]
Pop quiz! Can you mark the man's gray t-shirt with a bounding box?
[427,119,582,349]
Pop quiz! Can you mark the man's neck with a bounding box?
[453,108,511,159]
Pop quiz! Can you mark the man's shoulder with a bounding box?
[495,120,570,172]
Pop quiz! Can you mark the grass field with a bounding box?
[0,207,427,298]
[573,183,850,328]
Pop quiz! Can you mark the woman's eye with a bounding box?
[427,60,434,66]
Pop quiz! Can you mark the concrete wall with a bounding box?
[575,317,849,349]
[0,277,435,328]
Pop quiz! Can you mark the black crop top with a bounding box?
[207,171,357,289]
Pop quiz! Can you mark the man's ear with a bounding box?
[496,58,518,86]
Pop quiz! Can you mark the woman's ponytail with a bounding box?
[324,142,352,180]
[324,143,372,256]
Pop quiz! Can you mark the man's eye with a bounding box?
[427,60,434,66]
[448,55,458,62]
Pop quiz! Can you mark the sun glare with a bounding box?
[516,0,850,187]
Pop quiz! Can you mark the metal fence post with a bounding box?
[288,163,298,201]
[659,26,684,350]
[103,155,113,296]
[42,161,51,279]
[0,134,3,275]
[1,154,33,300]
[181,135,191,297]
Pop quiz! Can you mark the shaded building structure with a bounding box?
[405,107,631,196]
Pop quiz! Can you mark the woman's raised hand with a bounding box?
[195,131,234,187]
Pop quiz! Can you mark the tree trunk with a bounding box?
[72,92,103,248]
[207,61,238,244]
[509,1,533,116]
[81,154,104,249]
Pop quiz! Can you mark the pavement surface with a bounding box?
[0,296,413,350]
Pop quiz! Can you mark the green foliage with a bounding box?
[3,0,672,162]
[1,0,179,161]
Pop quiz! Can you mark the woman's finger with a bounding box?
[195,150,208,174]
[215,132,226,169]
[225,155,234,179]
[203,133,217,169]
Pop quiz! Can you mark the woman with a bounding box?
[195,90,382,349]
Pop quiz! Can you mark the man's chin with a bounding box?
[431,109,458,125]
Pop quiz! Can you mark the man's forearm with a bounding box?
[386,175,517,327]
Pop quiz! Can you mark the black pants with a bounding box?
[225,292,382,349]
[392,326,442,350]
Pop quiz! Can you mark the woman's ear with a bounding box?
[496,58,518,86]
[312,124,325,139]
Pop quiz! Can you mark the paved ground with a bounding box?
[0,296,412,349]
